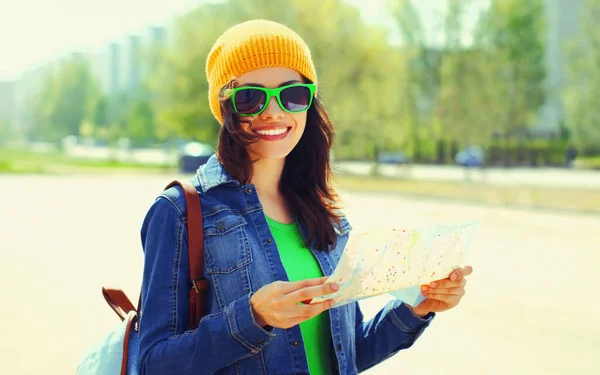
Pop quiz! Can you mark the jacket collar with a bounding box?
[196,154,240,192]
[196,154,352,238]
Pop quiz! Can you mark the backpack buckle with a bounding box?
[192,278,208,294]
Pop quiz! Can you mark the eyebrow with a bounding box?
[239,79,301,88]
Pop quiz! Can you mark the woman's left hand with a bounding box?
[410,266,473,317]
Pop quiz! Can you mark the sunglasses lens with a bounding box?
[280,85,312,112]
[234,88,267,115]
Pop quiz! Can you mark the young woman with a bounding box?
[138,19,473,375]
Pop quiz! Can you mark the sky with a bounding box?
[0,0,485,81]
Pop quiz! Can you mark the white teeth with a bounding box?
[255,128,288,136]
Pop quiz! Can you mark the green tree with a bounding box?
[388,0,440,161]
[563,0,600,153]
[123,100,156,147]
[0,121,14,145]
[149,2,230,144]
[89,96,112,141]
[475,0,546,143]
[91,96,109,129]
[30,55,101,142]
[436,0,492,156]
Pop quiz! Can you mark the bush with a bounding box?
[485,139,570,167]
[574,156,600,170]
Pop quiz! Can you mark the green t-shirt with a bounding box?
[266,216,332,375]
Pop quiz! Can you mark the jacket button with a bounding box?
[336,343,342,351]
[246,187,253,194]
[266,238,272,244]
[292,341,299,346]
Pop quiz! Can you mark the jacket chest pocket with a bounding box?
[204,210,253,274]
[203,210,253,308]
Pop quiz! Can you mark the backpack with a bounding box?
[76,180,209,375]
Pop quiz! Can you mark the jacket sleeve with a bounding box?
[138,196,275,375]
[354,300,434,372]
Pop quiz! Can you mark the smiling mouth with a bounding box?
[252,127,292,141]
[253,127,291,136]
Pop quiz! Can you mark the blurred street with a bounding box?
[52,142,600,189]
[1,174,598,375]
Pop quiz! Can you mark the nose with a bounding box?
[260,96,285,121]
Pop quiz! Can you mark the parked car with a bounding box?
[179,142,213,173]
[377,151,410,165]
[455,145,485,167]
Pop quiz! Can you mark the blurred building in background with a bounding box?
[89,25,168,97]
[8,24,168,135]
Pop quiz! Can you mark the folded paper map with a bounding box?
[312,222,479,308]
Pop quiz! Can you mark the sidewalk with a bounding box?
[335,161,600,189]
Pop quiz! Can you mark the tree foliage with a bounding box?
[29,55,100,142]
[563,0,600,152]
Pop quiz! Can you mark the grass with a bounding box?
[0,148,175,174]
[333,174,600,215]
[575,156,600,170]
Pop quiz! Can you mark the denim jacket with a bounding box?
[138,155,434,375]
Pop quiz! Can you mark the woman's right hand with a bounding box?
[250,276,339,329]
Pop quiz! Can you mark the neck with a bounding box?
[249,156,285,197]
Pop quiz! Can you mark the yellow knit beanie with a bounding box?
[206,19,318,125]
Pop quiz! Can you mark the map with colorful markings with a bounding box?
[312,222,479,307]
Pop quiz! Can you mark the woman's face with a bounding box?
[234,67,308,161]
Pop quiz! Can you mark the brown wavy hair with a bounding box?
[217,83,342,251]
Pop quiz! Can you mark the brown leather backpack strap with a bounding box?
[103,287,136,321]
[120,311,138,375]
[165,180,208,329]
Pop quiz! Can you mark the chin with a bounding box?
[251,147,295,161]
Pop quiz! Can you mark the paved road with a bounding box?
[1,174,599,374]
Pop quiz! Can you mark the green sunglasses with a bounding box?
[223,83,316,116]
